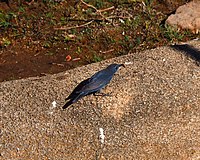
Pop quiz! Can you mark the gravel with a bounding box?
[1,40,200,159]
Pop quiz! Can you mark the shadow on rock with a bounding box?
[171,43,200,64]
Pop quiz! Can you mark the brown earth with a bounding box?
[0,0,198,82]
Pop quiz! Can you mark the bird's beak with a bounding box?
[120,64,125,68]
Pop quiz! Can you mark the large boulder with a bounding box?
[166,0,200,34]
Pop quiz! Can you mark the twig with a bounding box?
[67,15,132,23]
[72,58,81,61]
[54,1,117,30]
[100,49,114,54]
[98,6,115,12]
[54,20,94,30]
[106,15,132,20]
[48,62,65,67]
[80,0,114,13]
[80,0,114,21]
[67,18,104,22]
[80,0,98,12]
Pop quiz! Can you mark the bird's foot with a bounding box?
[93,92,112,97]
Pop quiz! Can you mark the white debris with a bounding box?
[48,111,54,115]
[119,18,125,24]
[125,62,133,65]
[99,128,105,144]
[122,31,125,35]
[163,58,166,62]
[52,101,57,108]
[193,38,199,41]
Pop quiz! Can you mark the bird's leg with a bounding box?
[93,90,111,97]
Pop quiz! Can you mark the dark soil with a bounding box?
[0,0,198,82]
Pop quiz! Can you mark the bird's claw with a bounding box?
[93,92,112,97]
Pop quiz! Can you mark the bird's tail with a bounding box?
[62,100,73,109]
[62,93,84,109]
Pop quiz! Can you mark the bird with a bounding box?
[63,63,125,109]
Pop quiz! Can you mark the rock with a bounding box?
[1,40,200,159]
[166,0,200,34]
[152,0,190,15]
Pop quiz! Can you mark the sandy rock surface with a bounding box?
[166,0,200,33]
[1,40,200,159]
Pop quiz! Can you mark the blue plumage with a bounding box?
[63,63,125,109]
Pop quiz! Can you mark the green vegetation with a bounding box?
[163,25,184,42]
[0,11,16,28]
[92,54,103,63]
[0,0,199,80]
[1,37,11,47]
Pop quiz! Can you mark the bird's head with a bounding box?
[106,63,125,73]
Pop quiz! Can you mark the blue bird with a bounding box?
[63,63,125,109]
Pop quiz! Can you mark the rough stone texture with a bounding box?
[166,0,200,34]
[1,40,200,159]
[155,0,190,14]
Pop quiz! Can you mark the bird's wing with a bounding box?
[80,73,112,93]
[67,67,114,99]
[90,69,106,81]
[65,78,91,100]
